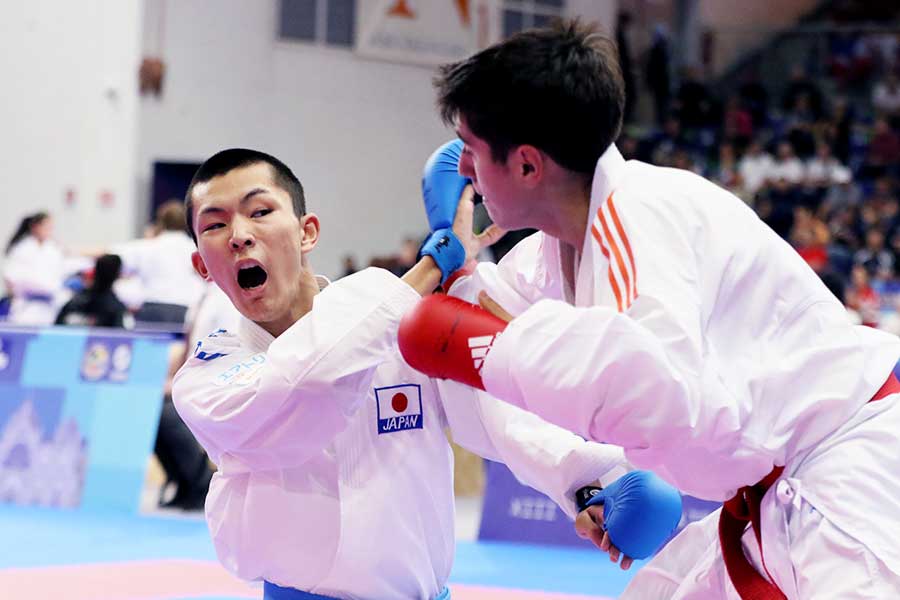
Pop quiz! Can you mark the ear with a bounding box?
[191,251,211,281]
[512,145,544,188]
[300,213,320,253]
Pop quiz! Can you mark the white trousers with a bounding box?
[622,395,900,600]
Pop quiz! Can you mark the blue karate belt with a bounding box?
[263,581,450,600]
[23,292,53,303]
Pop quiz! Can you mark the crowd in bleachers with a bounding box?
[616,21,900,331]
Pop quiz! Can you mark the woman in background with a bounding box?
[2,212,68,325]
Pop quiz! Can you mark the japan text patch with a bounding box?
[375,384,423,434]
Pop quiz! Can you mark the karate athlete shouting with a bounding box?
[172,148,682,600]
[399,20,900,600]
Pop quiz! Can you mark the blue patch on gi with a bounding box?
[375,384,423,434]
[194,341,227,361]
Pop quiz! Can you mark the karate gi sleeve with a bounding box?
[447,232,553,314]
[173,268,421,472]
[438,378,628,518]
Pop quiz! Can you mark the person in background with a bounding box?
[2,211,68,325]
[114,201,204,326]
[155,281,241,511]
[55,254,130,328]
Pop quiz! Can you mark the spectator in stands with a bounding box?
[784,93,818,159]
[648,115,687,167]
[855,228,895,280]
[827,205,862,269]
[618,134,639,161]
[879,196,900,235]
[806,142,852,189]
[770,141,806,188]
[673,65,718,131]
[2,211,68,325]
[713,142,744,197]
[822,97,854,163]
[645,24,671,126]
[865,118,900,177]
[873,72,900,123]
[722,95,754,150]
[737,70,770,130]
[114,201,204,326]
[846,264,881,328]
[782,65,825,122]
[55,254,129,328]
[739,139,775,197]
[671,148,701,174]
[790,206,831,273]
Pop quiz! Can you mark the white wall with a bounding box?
[138,0,618,279]
[0,1,141,272]
[139,0,459,279]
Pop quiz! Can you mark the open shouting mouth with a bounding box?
[237,264,268,289]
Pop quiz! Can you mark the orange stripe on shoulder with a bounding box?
[591,223,623,312]
[597,203,632,304]
[607,195,638,298]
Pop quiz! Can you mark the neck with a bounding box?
[536,176,592,249]
[257,265,320,338]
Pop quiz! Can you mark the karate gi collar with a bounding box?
[237,274,331,350]
[573,143,629,308]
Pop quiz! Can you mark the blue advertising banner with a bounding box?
[479,460,721,550]
[0,326,172,513]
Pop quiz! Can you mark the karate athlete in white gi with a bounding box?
[172,149,682,600]
[399,20,900,600]
[3,212,69,325]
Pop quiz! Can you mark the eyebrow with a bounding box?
[197,188,269,218]
[455,130,471,145]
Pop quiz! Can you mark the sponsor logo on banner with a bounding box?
[356,0,501,66]
[80,338,133,383]
[214,353,266,386]
[80,342,110,381]
[375,384,423,434]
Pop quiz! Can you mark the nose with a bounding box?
[229,219,255,251]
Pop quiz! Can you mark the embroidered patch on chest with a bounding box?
[374,384,423,434]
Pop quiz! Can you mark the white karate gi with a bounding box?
[450,145,900,598]
[3,236,68,325]
[173,268,627,600]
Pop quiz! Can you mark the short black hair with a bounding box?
[93,254,122,293]
[184,148,306,244]
[435,19,624,175]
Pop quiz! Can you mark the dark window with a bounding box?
[279,0,355,47]
[279,0,317,41]
[326,0,355,46]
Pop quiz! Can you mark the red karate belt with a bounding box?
[718,368,900,600]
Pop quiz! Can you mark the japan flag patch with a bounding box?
[375,384,423,435]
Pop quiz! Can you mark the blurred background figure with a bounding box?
[154,280,241,511]
[55,254,130,328]
[2,211,68,325]
[114,200,204,328]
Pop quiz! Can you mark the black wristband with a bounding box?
[575,485,603,512]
